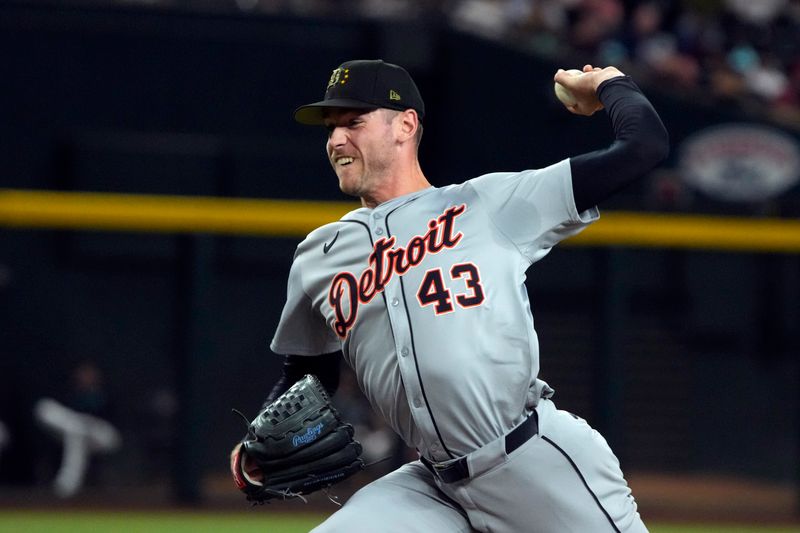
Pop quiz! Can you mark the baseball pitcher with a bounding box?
[231,59,668,532]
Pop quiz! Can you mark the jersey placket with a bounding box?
[375,206,453,463]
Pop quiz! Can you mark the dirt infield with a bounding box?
[627,472,799,525]
[2,471,798,528]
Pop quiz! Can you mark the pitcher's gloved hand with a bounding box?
[231,374,365,503]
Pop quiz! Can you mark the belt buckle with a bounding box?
[420,453,470,483]
[431,461,449,473]
[430,462,450,474]
[432,457,469,483]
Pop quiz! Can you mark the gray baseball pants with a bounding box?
[313,399,647,533]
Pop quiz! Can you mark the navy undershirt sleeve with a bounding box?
[570,76,669,213]
[262,351,342,408]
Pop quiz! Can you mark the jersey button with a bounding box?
[372,212,382,219]
[413,396,422,408]
[375,228,384,235]
[400,347,409,357]
[391,298,400,307]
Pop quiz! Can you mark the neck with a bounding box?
[361,161,430,209]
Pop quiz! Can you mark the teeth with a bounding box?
[336,157,354,166]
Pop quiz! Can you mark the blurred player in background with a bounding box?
[35,360,121,498]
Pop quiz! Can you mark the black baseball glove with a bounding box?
[231,374,365,503]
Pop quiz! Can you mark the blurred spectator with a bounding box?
[725,0,787,26]
[570,0,625,53]
[742,53,789,102]
[450,0,515,39]
[623,1,700,88]
[511,0,575,55]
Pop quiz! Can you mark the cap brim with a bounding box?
[293,99,378,125]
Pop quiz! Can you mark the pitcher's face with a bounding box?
[325,108,398,199]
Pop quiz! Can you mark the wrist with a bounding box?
[595,73,626,94]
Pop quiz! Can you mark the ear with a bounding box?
[395,109,419,144]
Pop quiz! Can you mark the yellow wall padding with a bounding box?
[2,189,800,252]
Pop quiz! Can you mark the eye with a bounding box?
[349,118,363,128]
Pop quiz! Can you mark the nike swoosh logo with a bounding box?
[323,230,340,254]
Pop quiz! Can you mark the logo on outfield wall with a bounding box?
[679,123,800,202]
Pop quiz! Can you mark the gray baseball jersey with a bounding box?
[271,158,598,463]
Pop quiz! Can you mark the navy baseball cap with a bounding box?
[294,59,425,125]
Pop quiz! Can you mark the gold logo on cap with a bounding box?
[389,90,401,101]
[327,67,350,89]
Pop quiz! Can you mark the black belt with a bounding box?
[421,411,539,484]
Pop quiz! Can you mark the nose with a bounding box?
[328,126,347,148]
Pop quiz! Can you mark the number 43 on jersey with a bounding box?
[416,263,485,315]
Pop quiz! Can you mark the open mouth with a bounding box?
[335,156,354,166]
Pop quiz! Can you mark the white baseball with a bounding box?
[554,69,583,106]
